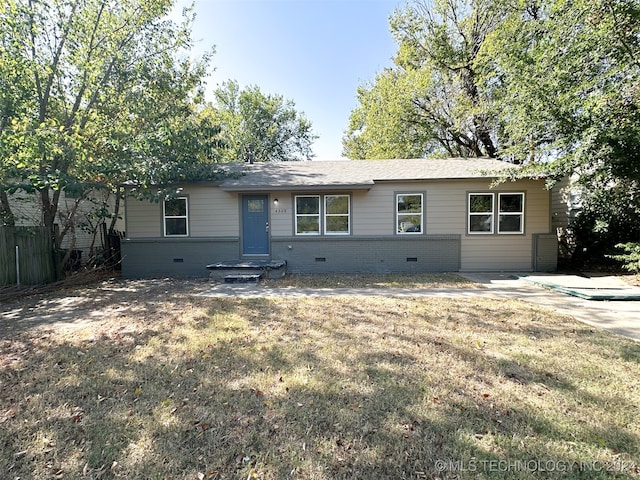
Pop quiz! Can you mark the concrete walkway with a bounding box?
[197,273,640,342]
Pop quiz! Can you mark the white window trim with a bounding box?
[468,192,526,235]
[163,196,189,237]
[396,193,423,235]
[295,195,321,236]
[468,193,494,235]
[324,194,351,235]
[497,192,525,234]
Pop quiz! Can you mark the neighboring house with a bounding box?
[551,175,582,260]
[121,158,558,278]
[551,175,582,233]
[7,188,124,264]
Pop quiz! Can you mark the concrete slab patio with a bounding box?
[514,273,640,300]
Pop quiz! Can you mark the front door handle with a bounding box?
[265,221,269,233]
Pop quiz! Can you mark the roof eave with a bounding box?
[219,182,374,192]
[372,175,512,182]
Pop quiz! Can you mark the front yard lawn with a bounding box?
[0,279,638,479]
[261,272,479,289]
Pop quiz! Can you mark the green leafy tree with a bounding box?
[344,0,505,159]
[478,0,640,177]
[609,242,640,273]
[0,0,217,264]
[210,80,317,162]
[478,0,640,261]
[344,0,639,264]
[344,68,437,159]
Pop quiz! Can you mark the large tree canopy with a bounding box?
[344,0,640,261]
[0,0,217,248]
[343,0,505,160]
[345,0,639,174]
[479,0,640,256]
[209,80,317,163]
[479,0,640,178]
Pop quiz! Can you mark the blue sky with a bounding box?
[171,0,402,160]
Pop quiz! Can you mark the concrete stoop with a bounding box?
[206,259,287,283]
[223,273,263,284]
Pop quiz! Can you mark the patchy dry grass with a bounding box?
[0,279,639,479]
[262,273,478,289]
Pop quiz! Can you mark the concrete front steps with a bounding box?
[206,259,287,284]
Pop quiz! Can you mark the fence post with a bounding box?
[15,245,20,286]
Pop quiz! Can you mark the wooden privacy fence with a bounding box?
[0,226,56,285]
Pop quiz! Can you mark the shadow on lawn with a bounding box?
[0,278,212,336]
[1,295,639,479]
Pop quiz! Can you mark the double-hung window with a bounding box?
[163,197,188,236]
[396,193,423,234]
[324,195,350,235]
[295,194,350,235]
[468,193,494,234]
[468,192,524,235]
[295,195,320,235]
[498,193,525,234]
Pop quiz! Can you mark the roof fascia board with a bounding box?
[219,183,373,192]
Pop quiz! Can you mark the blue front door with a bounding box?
[242,195,269,255]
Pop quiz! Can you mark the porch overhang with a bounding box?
[219,182,374,192]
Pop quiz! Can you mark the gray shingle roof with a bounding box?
[219,158,520,191]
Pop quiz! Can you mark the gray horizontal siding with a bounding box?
[271,235,460,274]
[121,237,239,278]
[125,186,239,238]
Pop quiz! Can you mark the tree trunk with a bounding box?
[40,188,58,245]
[109,186,122,233]
[462,69,498,158]
[40,187,63,279]
[475,119,498,158]
[0,190,15,226]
